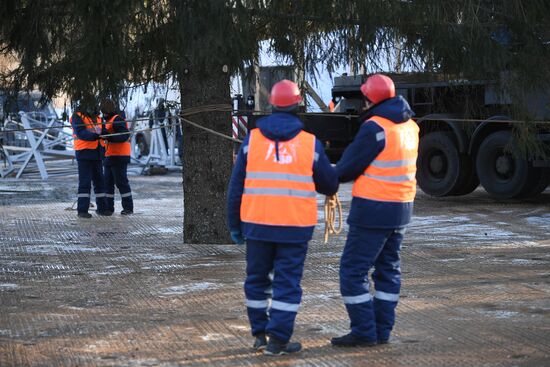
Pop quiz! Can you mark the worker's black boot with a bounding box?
[97,210,113,216]
[77,212,92,219]
[264,337,302,356]
[252,333,267,351]
[121,209,133,215]
[331,333,377,347]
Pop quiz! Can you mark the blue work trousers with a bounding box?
[77,159,107,213]
[244,239,308,343]
[339,225,404,342]
[104,162,133,212]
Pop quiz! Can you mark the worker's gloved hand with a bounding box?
[230,230,245,245]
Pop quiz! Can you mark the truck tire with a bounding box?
[476,130,531,199]
[520,166,550,198]
[451,155,480,196]
[416,132,462,196]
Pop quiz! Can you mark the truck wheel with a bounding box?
[476,130,530,199]
[451,155,479,196]
[520,166,550,198]
[416,132,462,196]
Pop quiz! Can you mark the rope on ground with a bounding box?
[324,193,343,244]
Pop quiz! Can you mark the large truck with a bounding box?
[232,73,550,199]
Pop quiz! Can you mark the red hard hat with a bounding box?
[269,80,303,107]
[360,74,396,104]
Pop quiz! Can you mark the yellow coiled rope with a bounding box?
[323,194,343,243]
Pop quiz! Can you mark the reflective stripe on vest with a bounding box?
[104,114,131,157]
[72,112,100,151]
[241,129,317,227]
[352,115,419,203]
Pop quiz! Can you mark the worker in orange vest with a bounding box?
[227,80,338,355]
[332,74,419,347]
[100,99,133,215]
[70,93,109,218]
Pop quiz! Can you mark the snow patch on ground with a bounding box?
[525,214,550,227]
[22,244,104,255]
[154,227,182,234]
[436,258,466,263]
[91,267,134,276]
[482,310,519,319]
[185,263,222,268]
[510,258,547,265]
[483,241,545,249]
[0,283,18,290]
[201,333,229,341]
[303,293,339,302]
[411,215,471,227]
[140,253,185,261]
[161,282,221,295]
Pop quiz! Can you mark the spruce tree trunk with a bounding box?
[179,68,232,244]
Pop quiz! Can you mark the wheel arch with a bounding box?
[469,116,512,159]
[417,114,468,153]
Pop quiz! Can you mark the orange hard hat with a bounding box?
[360,74,396,104]
[269,80,303,107]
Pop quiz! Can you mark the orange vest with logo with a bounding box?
[104,114,131,157]
[71,112,101,151]
[241,129,317,227]
[352,116,419,203]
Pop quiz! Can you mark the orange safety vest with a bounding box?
[241,129,317,227]
[71,112,101,151]
[104,114,131,157]
[352,115,419,203]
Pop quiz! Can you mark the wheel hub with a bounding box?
[495,154,513,177]
[429,153,445,175]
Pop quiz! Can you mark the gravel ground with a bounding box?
[0,173,549,366]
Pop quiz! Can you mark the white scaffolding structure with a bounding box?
[0,113,76,180]
[1,110,183,180]
[130,111,182,175]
